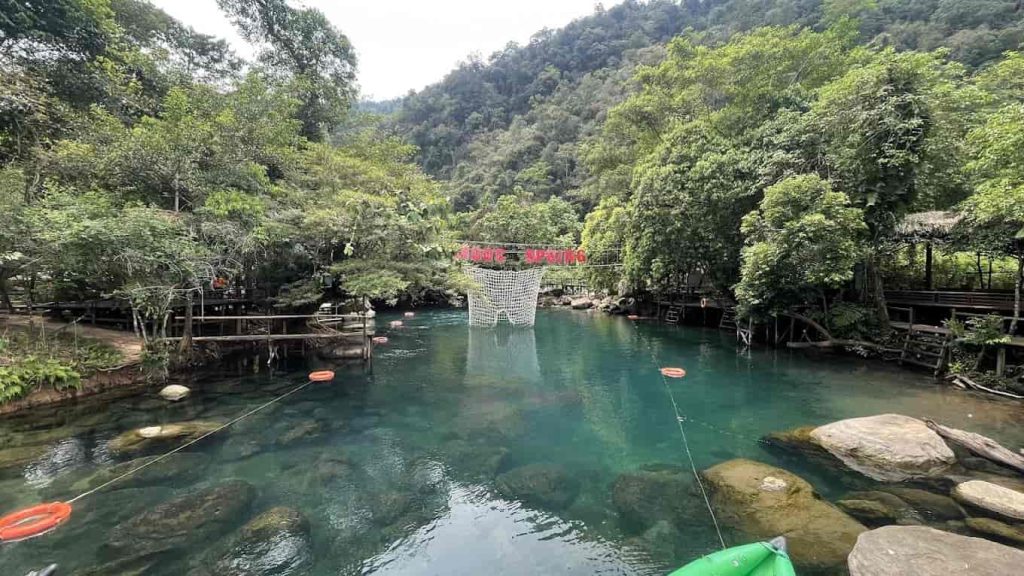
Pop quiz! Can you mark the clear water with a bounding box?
[3,309,1024,575]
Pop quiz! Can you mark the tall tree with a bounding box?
[217,0,357,140]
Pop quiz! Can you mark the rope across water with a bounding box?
[67,377,317,504]
[645,343,727,551]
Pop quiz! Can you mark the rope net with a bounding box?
[466,266,544,327]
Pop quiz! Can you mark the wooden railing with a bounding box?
[885,290,1016,311]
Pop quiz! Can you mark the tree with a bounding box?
[467,195,581,245]
[736,174,866,317]
[217,0,357,140]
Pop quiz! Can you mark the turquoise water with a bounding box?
[2,309,1024,575]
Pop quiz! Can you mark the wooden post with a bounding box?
[997,347,1007,377]
[925,242,933,290]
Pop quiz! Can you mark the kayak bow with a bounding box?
[669,537,795,576]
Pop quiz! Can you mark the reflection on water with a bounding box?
[2,308,1024,575]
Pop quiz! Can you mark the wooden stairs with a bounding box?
[665,303,684,324]
[719,307,738,331]
[899,323,952,375]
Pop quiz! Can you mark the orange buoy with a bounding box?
[0,502,72,542]
[308,371,335,382]
[700,297,708,309]
[404,312,415,318]
[660,367,686,379]
[627,314,640,320]
[389,320,403,328]
[372,336,388,344]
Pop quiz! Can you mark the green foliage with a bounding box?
[0,354,82,404]
[736,175,866,316]
[947,314,1010,347]
[466,195,581,245]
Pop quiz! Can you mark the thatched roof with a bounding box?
[896,211,962,241]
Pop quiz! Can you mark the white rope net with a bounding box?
[466,266,545,327]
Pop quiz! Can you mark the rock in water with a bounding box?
[952,480,1024,521]
[108,420,223,456]
[495,463,579,510]
[702,458,866,573]
[570,297,593,310]
[612,464,692,531]
[848,525,1024,575]
[105,480,256,558]
[878,487,964,521]
[809,414,955,481]
[965,517,1024,544]
[836,491,922,526]
[160,384,191,402]
[198,507,312,576]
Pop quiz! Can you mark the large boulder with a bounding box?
[965,517,1024,544]
[108,420,223,456]
[570,297,593,310]
[809,414,955,481]
[496,463,579,510]
[194,507,312,576]
[105,480,256,558]
[611,464,693,531]
[702,458,866,573]
[848,525,1024,575]
[952,480,1024,521]
[836,491,922,526]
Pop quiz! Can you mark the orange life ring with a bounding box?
[627,315,640,320]
[700,298,708,309]
[660,367,687,379]
[404,312,415,318]
[390,320,403,328]
[0,502,72,542]
[308,371,335,382]
[372,336,388,344]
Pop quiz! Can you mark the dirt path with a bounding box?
[0,314,143,364]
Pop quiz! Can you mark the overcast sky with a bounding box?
[151,0,613,100]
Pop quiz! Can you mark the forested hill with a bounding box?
[387,0,1024,210]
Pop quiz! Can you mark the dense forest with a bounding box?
[3,0,1024,389]
[1,0,460,325]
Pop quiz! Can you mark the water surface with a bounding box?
[2,309,1023,575]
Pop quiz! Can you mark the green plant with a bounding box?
[0,366,28,403]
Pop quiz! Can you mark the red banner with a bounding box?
[455,245,585,265]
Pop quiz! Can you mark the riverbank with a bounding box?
[0,315,146,415]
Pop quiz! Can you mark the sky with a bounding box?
[151,0,614,100]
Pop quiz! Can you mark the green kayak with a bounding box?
[668,537,796,576]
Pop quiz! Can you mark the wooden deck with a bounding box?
[885,290,1016,311]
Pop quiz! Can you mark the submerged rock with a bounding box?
[702,458,866,573]
[64,452,209,494]
[848,525,1024,575]
[276,419,324,446]
[0,444,47,473]
[570,297,593,310]
[105,480,256,558]
[611,464,692,531]
[496,463,579,510]
[952,480,1024,521]
[836,491,922,526]
[809,414,955,482]
[965,517,1024,544]
[108,420,224,456]
[160,384,191,402]
[878,487,964,522]
[196,507,312,576]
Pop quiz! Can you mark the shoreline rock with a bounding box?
[809,414,955,482]
[848,525,1024,575]
[702,458,866,572]
[952,480,1024,521]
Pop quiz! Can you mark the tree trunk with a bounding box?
[868,253,890,330]
[924,242,933,290]
[178,290,194,356]
[0,274,13,312]
[975,253,984,290]
[1011,256,1023,335]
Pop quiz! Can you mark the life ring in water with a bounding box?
[308,371,335,382]
[0,502,72,542]
[372,336,388,344]
[627,315,640,320]
[404,312,415,318]
[389,320,403,328]
[660,367,686,379]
